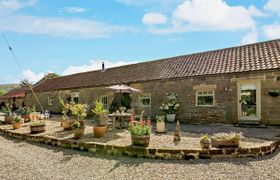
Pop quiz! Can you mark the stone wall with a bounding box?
[0,97,24,109]
[25,70,280,124]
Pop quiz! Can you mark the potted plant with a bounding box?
[20,107,34,122]
[211,132,242,148]
[268,89,280,97]
[200,134,211,149]
[12,116,23,129]
[2,105,14,124]
[129,120,152,147]
[155,115,166,133]
[69,103,87,128]
[30,120,46,134]
[71,120,84,139]
[92,100,108,138]
[59,97,72,130]
[160,92,180,122]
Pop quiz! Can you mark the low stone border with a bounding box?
[0,128,279,160]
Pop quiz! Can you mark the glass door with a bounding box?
[238,81,260,121]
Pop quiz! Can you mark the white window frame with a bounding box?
[48,97,54,106]
[100,95,108,110]
[196,89,215,107]
[71,92,79,104]
[139,93,151,107]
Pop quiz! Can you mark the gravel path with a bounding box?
[0,133,280,180]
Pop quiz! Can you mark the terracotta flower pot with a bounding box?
[73,128,85,139]
[61,120,72,130]
[13,122,22,129]
[21,114,31,122]
[93,125,107,138]
[30,124,46,134]
[131,135,150,147]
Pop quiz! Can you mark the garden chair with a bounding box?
[41,110,50,120]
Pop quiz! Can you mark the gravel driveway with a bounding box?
[0,133,279,180]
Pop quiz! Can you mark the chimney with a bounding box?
[102,62,105,71]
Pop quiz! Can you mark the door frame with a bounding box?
[237,80,261,121]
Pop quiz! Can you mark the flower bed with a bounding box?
[0,120,279,160]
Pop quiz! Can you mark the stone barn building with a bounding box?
[0,87,29,110]
[25,39,280,125]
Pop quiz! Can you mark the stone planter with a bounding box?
[211,138,240,148]
[166,114,176,122]
[13,122,22,129]
[30,124,46,134]
[93,125,107,138]
[131,135,150,147]
[21,114,32,122]
[4,116,13,124]
[61,120,72,130]
[73,128,85,139]
[156,121,166,133]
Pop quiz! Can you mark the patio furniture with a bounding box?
[41,110,50,120]
[109,113,131,129]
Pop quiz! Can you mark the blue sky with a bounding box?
[0,0,280,84]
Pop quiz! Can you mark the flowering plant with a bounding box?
[69,103,87,121]
[212,132,243,141]
[160,92,180,114]
[128,119,152,136]
[155,115,164,122]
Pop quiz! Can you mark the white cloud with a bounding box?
[115,0,182,7]
[0,0,36,15]
[265,0,280,16]
[263,24,280,39]
[144,0,260,34]
[19,69,46,83]
[62,60,138,75]
[62,7,87,13]
[142,12,168,25]
[248,5,266,17]
[0,15,134,39]
[241,30,258,45]
[172,0,255,31]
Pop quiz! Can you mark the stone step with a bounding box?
[237,120,266,128]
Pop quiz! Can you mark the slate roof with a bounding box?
[0,87,29,99]
[33,39,280,92]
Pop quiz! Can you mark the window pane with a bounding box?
[198,91,202,95]
[141,98,151,105]
[197,96,213,105]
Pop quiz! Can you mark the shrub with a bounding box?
[71,120,80,129]
[212,132,243,141]
[30,121,45,126]
[14,117,23,123]
[128,120,151,136]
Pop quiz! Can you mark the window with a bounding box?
[100,96,108,110]
[71,92,79,104]
[196,90,215,106]
[139,94,151,106]
[48,97,54,106]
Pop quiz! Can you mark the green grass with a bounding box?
[0,84,20,95]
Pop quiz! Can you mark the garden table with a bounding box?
[108,113,131,129]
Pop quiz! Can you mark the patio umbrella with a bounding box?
[106,84,141,94]
[106,84,141,109]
